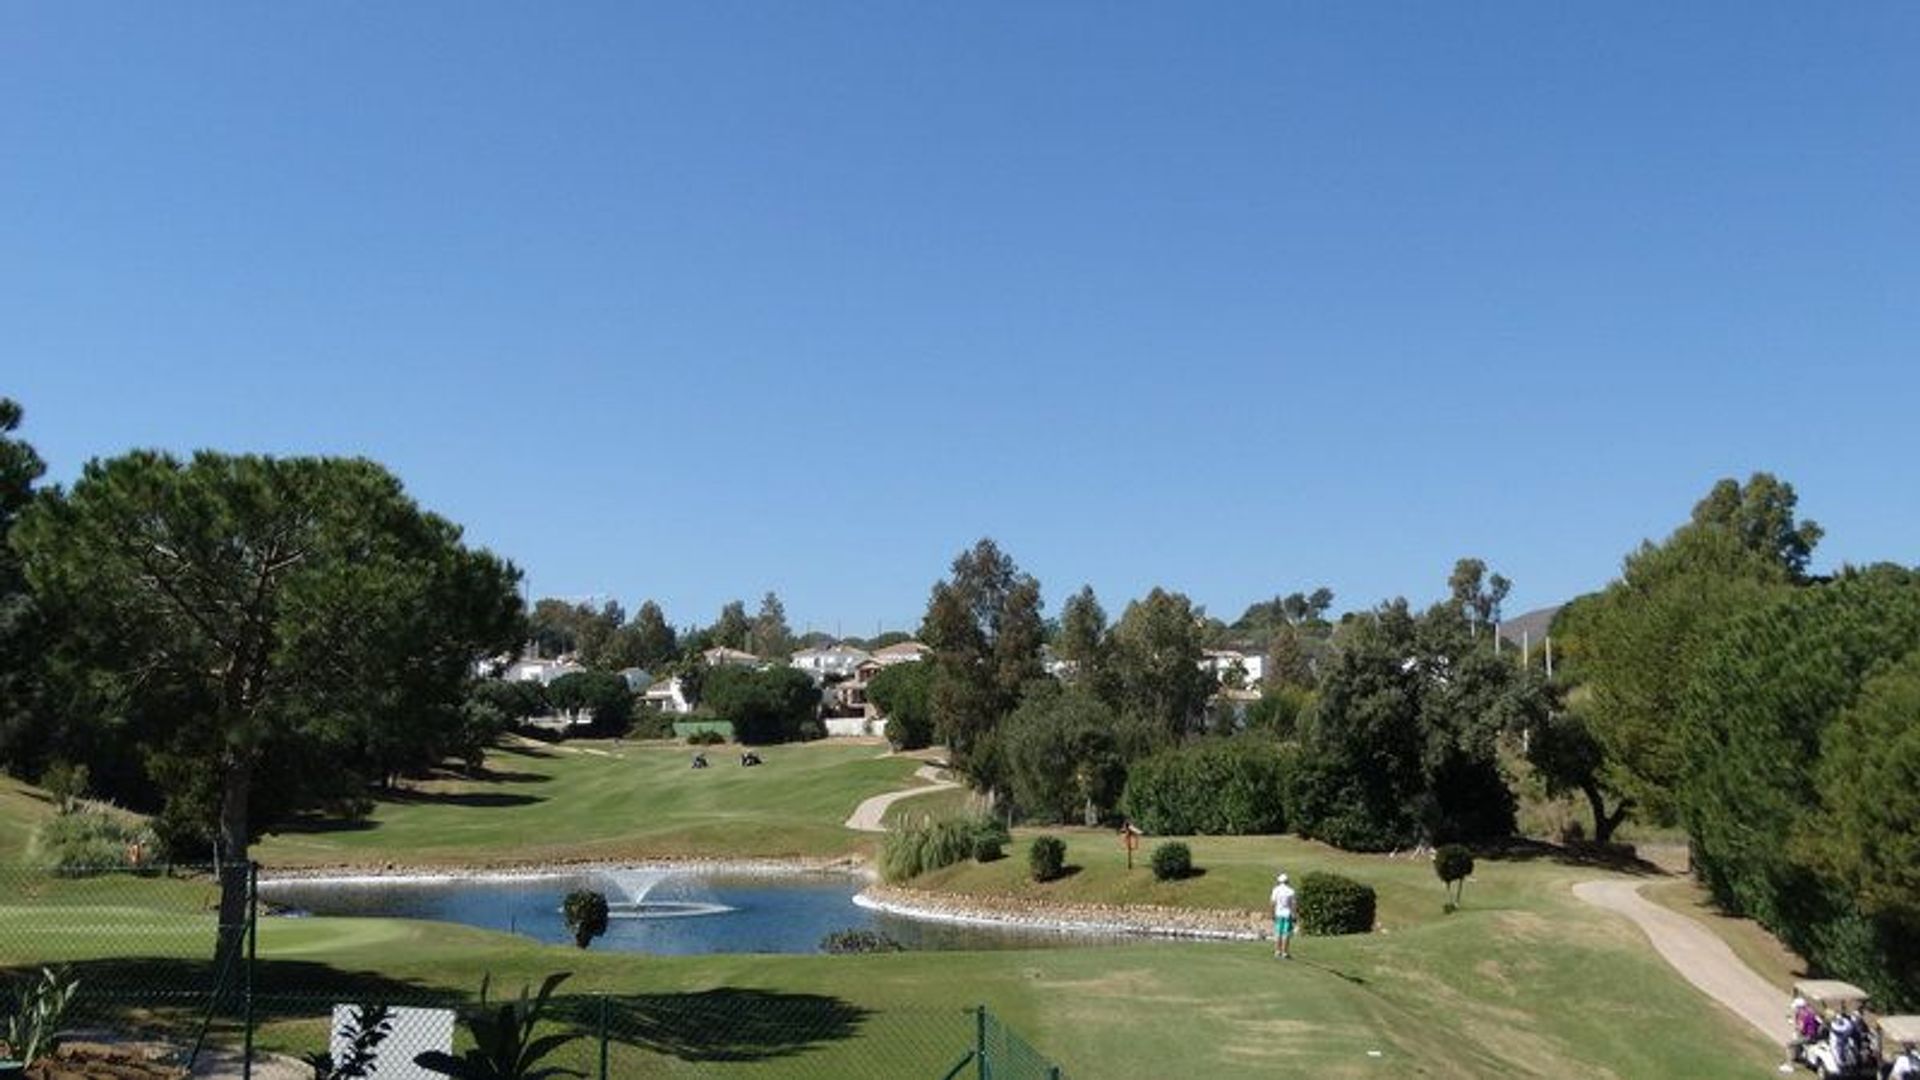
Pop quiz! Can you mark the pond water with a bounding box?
[261,869,1108,955]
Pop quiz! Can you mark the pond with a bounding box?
[261,869,1109,955]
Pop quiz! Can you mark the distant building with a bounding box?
[1200,648,1265,688]
[701,646,762,669]
[501,655,586,686]
[791,642,870,680]
[641,676,694,716]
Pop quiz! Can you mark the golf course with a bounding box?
[1,739,1791,1078]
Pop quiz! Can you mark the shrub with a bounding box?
[819,929,904,954]
[628,707,674,740]
[1434,844,1475,910]
[796,719,825,741]
[1150,841,1193,882]
[28,808,158,874]
[562,890,610,950]
[686,730,726,746]
[39,762,89,813]
[880,815,1002,883]
[870,661,934,750]
[1296,871,1375,935]
[414,973,581,1080]
[972,818,1010,862]
[1028,835,1067,882]
[1119,738,1293,836]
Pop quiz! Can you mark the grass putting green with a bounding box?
[255,740,919,866]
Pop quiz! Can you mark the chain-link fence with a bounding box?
[0,864,1069,1079]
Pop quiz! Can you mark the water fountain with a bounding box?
[594,868,733,919]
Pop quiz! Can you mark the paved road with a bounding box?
[843,763,959,832]
[1574,879,1787,1047]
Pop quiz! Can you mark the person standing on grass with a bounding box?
[1270,872,1296,959]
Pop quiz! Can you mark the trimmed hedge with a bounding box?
[1029,835,1067,882]
[1296,871,1375,935]
[1119,737,1293,836]
[1149,841,1192,882]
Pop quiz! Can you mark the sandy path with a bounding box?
[1574,879,1786,1046]
[843,764,958,832]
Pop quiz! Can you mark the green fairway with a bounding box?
[254,740,920,866]
[0,774,52,859]
[0,751,1791,1077]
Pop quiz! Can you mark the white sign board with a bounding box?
[331,1004,456,1080]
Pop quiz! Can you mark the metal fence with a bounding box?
[0,864,1069,1079]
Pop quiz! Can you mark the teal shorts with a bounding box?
[1274,915,1294,937]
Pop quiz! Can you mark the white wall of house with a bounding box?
[791,644,870,680]
[1200,649,1265,687]
[642,677,693,715]
[824,717,878,737]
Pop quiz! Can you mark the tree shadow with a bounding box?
[1480,838,1665,877]
[383,790,544,809]
[274,814,381,835]
[581,989,870,1063]
[22,958,455,1029]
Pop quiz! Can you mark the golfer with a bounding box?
[1270,872,1296,959]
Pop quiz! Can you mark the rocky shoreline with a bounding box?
[857,883,1266,942]
[256,858,1268,943]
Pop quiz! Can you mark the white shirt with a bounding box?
[1270,884,1296,916]
[1890,1052,1920,1079]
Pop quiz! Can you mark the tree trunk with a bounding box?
[212,758,253,985]
[1582,781,1632,846]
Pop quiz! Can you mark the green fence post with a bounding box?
[243,861,258,1080]
[598,993,610,1080]
[975,1005,988,1080]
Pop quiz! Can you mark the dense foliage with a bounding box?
[1678,566,1920,1006]
[867,660,934,750]
[920,539,1045,791]
[1291,600,1543,851]
[1119,738,1292,836]
[699,666,820,744]
[545,671,633,737]
[1295,871,1375,935]
[1434,844,1474,909]
[1000,684,1129,825]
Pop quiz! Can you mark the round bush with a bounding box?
[1296,871,1375,935]
[562,889,610,949]
[1149,841,1193,882]
[972,819,1010,863]
[1028,835,1067,882]
[1434,844,1474,885]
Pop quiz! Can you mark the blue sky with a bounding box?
[5,4,1915,635]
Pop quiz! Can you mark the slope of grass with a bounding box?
[0,774,53,859]
[254,740,919,867]
[1643,878,1808,992]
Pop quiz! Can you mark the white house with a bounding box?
[1200,648,1265,688]
[791,642,871,680]
[501,655,586,685]
[701,646,762,669]
[641,676,694,716]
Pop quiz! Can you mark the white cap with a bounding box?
[1276,872,1289,884]
[1792,997,1807,1008]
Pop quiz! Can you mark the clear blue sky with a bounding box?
[5,4,1915,635]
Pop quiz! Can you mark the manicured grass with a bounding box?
[0,873,1781,1079]
[253,740,920,867]
[0,752,1790,1077]
[878,785,975,829]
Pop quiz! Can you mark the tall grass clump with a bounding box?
[28,807,158,874]
[881,814,1002,883]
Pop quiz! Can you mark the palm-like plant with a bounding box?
[413,974,584,1080]
[2,967,80,1066]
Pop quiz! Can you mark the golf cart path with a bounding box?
[1574,879,1786,1047]
[844,764,958,832]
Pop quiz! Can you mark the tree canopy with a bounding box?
[12,451,524,967]
[920,539,1044,790]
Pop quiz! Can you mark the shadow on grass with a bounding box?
[275,815,381,836]
[1295,957,1368,985]
[31,961,869,1066]
[383,790,545,809]
[583,989,870,1063]
[1481,838,1665,876]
